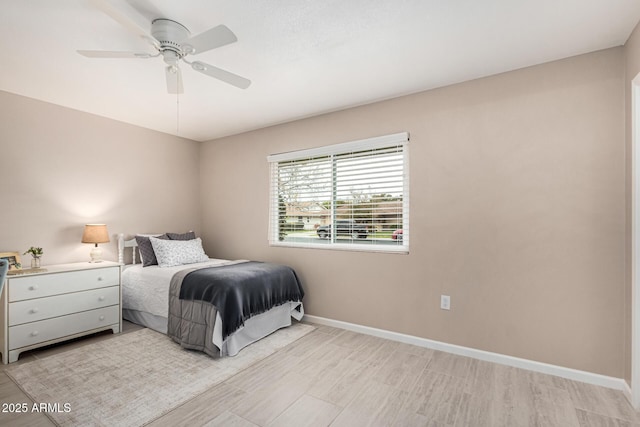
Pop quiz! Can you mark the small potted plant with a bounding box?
[24,246,43,268]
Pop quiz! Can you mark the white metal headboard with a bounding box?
[118,234,138,265]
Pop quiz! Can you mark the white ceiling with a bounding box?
[1,0,640,142]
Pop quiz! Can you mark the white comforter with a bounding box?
[121,258,231,317]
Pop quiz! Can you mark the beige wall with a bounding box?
[200,48,626,378]
[0,44,630,379]
[0,91,202,265]
[625,21,640,386]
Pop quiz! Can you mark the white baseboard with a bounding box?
[303,314,629,393]
[623,381,633,404]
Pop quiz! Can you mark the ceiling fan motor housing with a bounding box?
[151,19,191,56]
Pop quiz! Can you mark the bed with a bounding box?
[117,233,304,357]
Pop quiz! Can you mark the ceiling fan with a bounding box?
[78,0,251,94]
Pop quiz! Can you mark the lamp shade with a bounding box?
[82,224,110,244]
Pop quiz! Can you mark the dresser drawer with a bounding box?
[9,267,119,302]
[9,286,120,326]
[9,305,119,350]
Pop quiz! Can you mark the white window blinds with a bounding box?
[268,132,409,253]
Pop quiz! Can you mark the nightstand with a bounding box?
[0,261,122,363]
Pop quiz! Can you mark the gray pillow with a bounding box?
[135,234,169,267]
[166,231,196,241]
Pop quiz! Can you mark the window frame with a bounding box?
[267,132,410,254]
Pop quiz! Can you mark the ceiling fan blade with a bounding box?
[191,61,251,89]
[77,50,153,58]
[182,25,237,55]
[166,66,184,94]
[89,0,158,48]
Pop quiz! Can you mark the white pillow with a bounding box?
[149,236,209,267]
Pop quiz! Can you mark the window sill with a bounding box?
[269,241,409,254]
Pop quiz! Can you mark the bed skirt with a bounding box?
[123,302,304,357]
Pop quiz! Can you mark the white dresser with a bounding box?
[0,262,122,363]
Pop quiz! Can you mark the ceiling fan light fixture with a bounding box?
[162,50,180,65]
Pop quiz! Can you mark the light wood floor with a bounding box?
[0,321,638,426]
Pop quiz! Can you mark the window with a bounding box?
[268,132,409,253]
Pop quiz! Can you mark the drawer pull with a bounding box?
[29,285,38,291]
[30,308,39,314]
[98,296,105,301]
[97,277,103,282]
[99,315,105,321]
[30,331,39,337]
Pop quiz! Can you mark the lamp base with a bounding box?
[89,245,103,263]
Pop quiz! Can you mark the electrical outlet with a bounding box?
[440,295,451,310]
